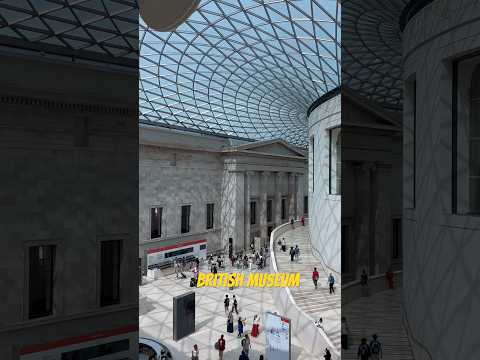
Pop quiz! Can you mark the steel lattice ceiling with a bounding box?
[140,0,341,146]
[0,0,138,65]
[342,0,406,110]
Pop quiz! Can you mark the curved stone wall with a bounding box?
[403,2,480,359]
[308,93,341,273]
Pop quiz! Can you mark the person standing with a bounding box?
[295,245,300,260]
[191,344,199,360]
[227,311,234,333]
[213,263,218,274]
[289,247,295,262]
[232,295,239,314]
[361,269,369,297]
[357,338,371,360]
[312,267,319,289]
[301,215,305,226]
[224,295,230,314]
[385,268,394,289]
[324,348,332,360]
[290,218,294,228]
[341,316,349,349]
[242,334,251,355]
[328,273,335,294]
[237,317,244,337]
[251,315,259,337]
[370,334,382,360]
[216,335,225,360]
[239,350,249,360]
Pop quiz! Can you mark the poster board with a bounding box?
[264,312,291,360]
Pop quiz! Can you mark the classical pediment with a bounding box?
[224,139,306,158]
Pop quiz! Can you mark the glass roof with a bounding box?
[139,0,341,146]
[342,0,406,110]
[0,0,138,65]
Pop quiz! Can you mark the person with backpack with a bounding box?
[357,337,371,360]
[312,267,319,289]
[328,273,335,294]
[216,335,225,360]
[370,334,382,359]
[224,295,230,314]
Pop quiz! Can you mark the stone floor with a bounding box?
[273,225,341,352]
[342,287,414,359]
[139,258,323,360]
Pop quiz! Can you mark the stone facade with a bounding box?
[402,2,480,359]
[0,53,138,357]
[139,126,307,264]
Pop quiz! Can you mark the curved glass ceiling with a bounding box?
[0,0,138,65]
[342,0,406,110]
[140,0,340,146]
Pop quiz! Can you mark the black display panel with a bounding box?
[173,292,195,341]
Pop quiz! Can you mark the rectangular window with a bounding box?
[61,339,129,360]
[392,218,402,259]
[250,201,256,225]
[329,127,341,195]
[150,207,162,239]
[310,136,315,193]
[200,244,207,250]
[206,203,214,229]
[100,240,121,307]
[267,199,273,222]
[281,198,286,220]
[304,196,308,214]
[29,245,56,319]
[165,247,193,258]
[454,54,480,214]
[181,205,191,233]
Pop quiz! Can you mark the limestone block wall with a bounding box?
[308,94,341,273]
[403,1,480,359]
[0,54,138,358]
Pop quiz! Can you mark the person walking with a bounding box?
[370,334,383,360]
[224,295,230,314]
[213,263,218,274]
[301,215,305,226]
[237,317,244,337]
[290,218,294,228]
[357,337,371,360]
[191,344,199,360]
[294,245,299,261]
[289,247,295,262]
[314,317,324,330]
[239,350,249,360]
[328,273,335,294]
[216,335,226,360]
[232,295,239,314]
[242,334,251,355]
[312,267,319,289]
[341,316,350,349]
[324,348,332,360]
[361,269,369,297]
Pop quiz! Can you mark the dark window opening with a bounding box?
[181,205,191,233]
[29,245,56,319]
[151,207,162,239]
[165,247,194,258]
[267,199,273,222]
[281,198,286,220]
[200,244,207,250]
[392,218,402,259]
[206,203,214,229]
[303,196,308,215]
[341,226,349,273]
[250,201,256,225]
[100,240,122,307]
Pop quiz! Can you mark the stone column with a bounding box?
[296,173,304,218]
[260,171,269,247]
[288,172,296,220]
[274,172,282,226]
[244,171,254,250]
